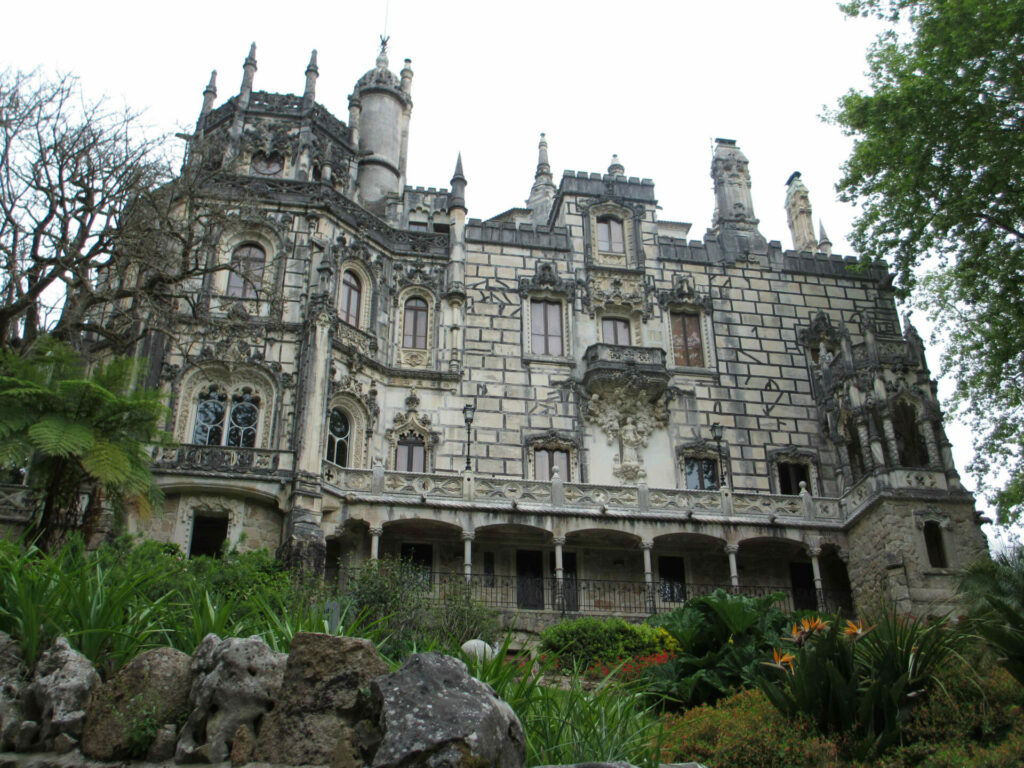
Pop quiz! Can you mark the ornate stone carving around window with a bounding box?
[518,261,576,298]
[658,274,713,312]
[583,272,654,320]
[384,389,440,468]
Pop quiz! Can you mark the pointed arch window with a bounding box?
[226,244,266,299]
[192,388,260,447]
[893,402,929,467]
[326,408,351,466]
[403,297,429,349]
[340,271,362,327]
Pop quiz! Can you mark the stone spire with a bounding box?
[449,153,467,212]
[400,58,414,97]
[711,138,758,229]
[228,44,257,155]
[200,71,217,119]
[818,219,833,256]
[608,154,624,176]
[303,50,319,109]
[785,172,817,252]
[526,133,556,225]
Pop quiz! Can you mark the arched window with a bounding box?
[396,432,425,472]
[226,244,266,299]
[923,521,948,568]
[192,388,260,447]
[596,216,624,253]
[326,408,350,466]
[894,402,929,467]
[403,297,429,349]
[340,271,362,327]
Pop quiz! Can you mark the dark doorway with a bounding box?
[400,542,433,570]
[659,556,687,603]
[790,562,817,611]
[549,551,578,612]
[189,515,228,558]
[516,550,544,609]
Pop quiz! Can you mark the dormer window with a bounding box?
[597,217,624,253]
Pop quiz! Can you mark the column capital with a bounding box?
[641,540,654,551]
[724,543,739,555]
[368,525,383,537]
[808,546,822,558]
[552,536,566,547]
[460,530,475,542]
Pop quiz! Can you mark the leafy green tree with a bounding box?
[834,0,1024,522]
[0,337,169,549]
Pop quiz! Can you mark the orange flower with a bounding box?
[791,616,830,646]
[843,619,875,640]
[763,647,795,673]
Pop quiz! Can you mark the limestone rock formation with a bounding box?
[81,647,192,760]
[19,637,99,751]
[175,634,286,763]
[371,653,525,768]
[253,632,389,766]
[0,631,27,751]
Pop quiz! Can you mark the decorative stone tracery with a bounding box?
[582,389,670,482]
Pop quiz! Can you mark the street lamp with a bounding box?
[710,422,725,488]
[463,402,476,471]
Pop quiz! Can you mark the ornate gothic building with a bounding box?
[128,42,986,623]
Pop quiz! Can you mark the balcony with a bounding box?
[581,343,670,400]
[152,446,294,476]
[360,571,853,617]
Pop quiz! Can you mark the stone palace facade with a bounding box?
[125,42,987,622]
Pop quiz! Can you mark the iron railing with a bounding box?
[374,571,853,617]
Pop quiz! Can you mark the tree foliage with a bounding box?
[0,337,169,549]
[834,0,1024,522]
[0,69,235,358]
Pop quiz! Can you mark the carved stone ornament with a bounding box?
[241,119,295,158]
[797,310,844,351]
[582,389,669,481]
[394,261,444,297]
[584,273,654,320]
[384,389,440,447]
[328,368,380,426]
[913,508,951,530]
[518,261,576,298]
[658,273,713,311]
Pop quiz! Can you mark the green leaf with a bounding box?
[28,416,96,457]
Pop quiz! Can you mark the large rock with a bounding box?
[0,631,27,751]
[254,632,389,766]
[19,637,99,751]
[371,653,525,768]
[175,634,286,764]
[81,646,192,760]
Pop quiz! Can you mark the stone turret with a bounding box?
[197,70,217,130]
[302,50,318,110]
[607,154,624,176]
[785,172,817,252]
[711,139,758,229]
[351,38,413,212]
[227,44,258,156]
[525,133,556,225]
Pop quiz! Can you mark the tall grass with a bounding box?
[465,635,663,768]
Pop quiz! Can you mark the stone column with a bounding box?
[369,525,382,560]
[857,420,875,472]
[882,411,900,467]
[642,540,655,614]
[809,546,824,611]
[725,543,740,592]
[919,416,942,469]
[553,536,566,612]
[461,530,474,582]
[864,408,886,470]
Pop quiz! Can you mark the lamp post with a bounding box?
[710,422,725,488]
[462,402,476,471]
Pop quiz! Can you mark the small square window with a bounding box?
[535,448,569,481]
[778,462,810,495]
[602,317,631,345]
[684,457,719,490]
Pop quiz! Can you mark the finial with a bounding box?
[536,133,551,176]
[306,49,319,74]
[205,70,217,95]
[245,42,257,68]
[199,70,218,121]
[608,154,624,176]
[818,219,833,256]
[377,35,390,68]
[303,49,319,107]
[449,152,467,212]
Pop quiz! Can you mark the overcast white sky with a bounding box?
[4,0,1003,540]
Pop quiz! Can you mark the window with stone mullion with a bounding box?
[403,298,428,349]
[535,447,569,481]
[684,456,718,490]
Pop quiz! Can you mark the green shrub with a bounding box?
[539,616,665,671]
[660,689,839,768]
[342,557,432,656]
[643,589,790,708]
[428,581,500,648]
